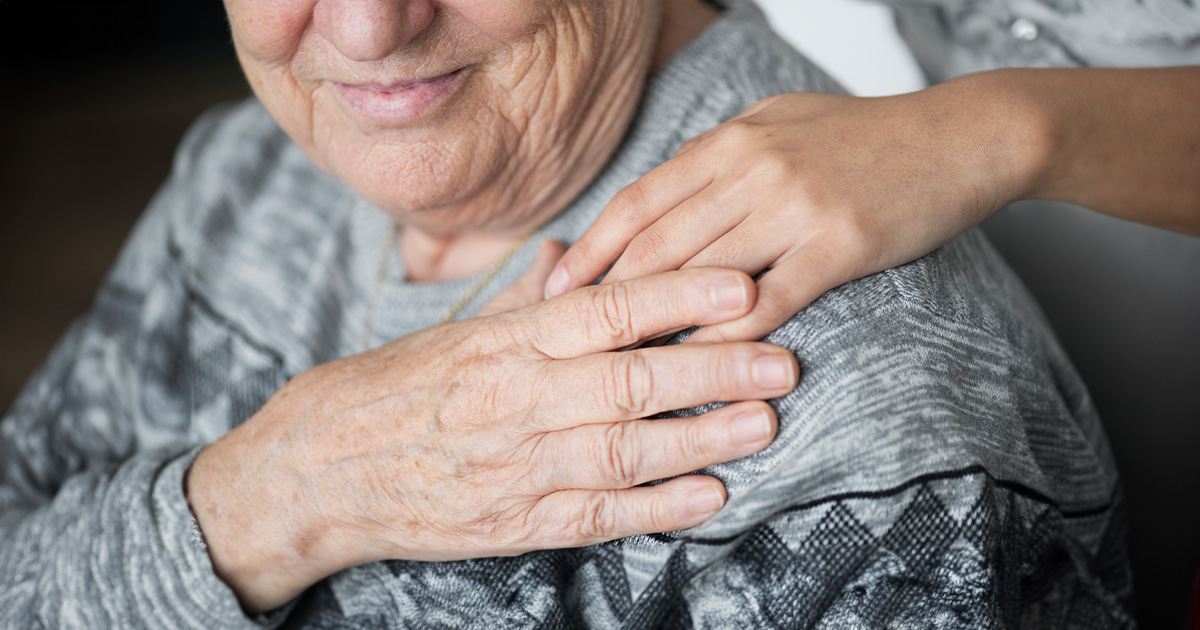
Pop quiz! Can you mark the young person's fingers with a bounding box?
[677,218,797,276]
[544,151,713,299]
[600,190,748,285]
[685,246,850,344]
[672,94,781,158]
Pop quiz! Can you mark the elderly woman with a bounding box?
[1,0,1131,627]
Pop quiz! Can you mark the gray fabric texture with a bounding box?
[0,1,1133,628]
[879,2,1200,624]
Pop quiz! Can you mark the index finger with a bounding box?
[528,267,756,358]
[544,147,713,299]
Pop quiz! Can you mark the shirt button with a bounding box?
[1010,18,1040,41]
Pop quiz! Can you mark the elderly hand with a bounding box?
[542,80,1045,342]
[186,266,797,613]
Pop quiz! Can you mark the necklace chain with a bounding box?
[434,229,537,327]
[361,218,537,352]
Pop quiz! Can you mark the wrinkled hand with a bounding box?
[545,85,1039,341]
[186,265,798,613]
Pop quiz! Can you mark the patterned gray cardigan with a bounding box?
[0,2,1133,628]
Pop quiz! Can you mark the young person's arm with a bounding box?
[546,67,1200,342]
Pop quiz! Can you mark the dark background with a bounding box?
[0,2,249,410]
[0,3,1195,628]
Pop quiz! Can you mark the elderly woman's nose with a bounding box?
[314,0,436,61]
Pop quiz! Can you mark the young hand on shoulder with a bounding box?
[544,67,1200,342]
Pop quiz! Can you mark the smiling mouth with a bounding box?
[333,67,469,126]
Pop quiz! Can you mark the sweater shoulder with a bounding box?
[727,229,1113,512]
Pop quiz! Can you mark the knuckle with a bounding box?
[752,289,793,324]
[677,419,713,464]
[567,240,601,270]
[472,317,525,356]
[697,345,738,394]
[591,283,637,341]
[626,229,671,273]
[758,93,784,108]
[723,118,758,145]
[645,490,678,532]
[562,234,608,275]
[675,136,699,156]
[603,352,653,417]
[752,148,795,185]
[596,423,640,487]
[576,492,618,542]
[611,183,652,225]
[747,306,790,340]
[485,502,544,554]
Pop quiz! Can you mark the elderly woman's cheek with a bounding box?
[224,0,315,66]
[445,0,563,38]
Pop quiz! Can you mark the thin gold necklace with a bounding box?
[361,218,537,352]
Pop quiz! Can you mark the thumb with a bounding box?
[477,239,566,317]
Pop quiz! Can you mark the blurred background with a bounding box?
[1,1,250,410]
[1,1,1194,627]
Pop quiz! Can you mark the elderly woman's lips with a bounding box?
[333,68,466,125]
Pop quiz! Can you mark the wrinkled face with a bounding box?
[224,0,661,234]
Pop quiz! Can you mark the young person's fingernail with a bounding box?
[544,265,570,299]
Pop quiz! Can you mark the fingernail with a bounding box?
[752,354,795,389]
[544,264,570,299]
[688,487,725,515]
[732,409,772,445]
[708,276,747,311]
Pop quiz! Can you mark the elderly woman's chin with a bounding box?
[326,137,512,230]
[290,106,521,233]
[261,76,596,235]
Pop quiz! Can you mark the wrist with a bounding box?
[185,424,335,614]
[937,69,1062,213]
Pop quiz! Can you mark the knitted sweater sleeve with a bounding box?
[0,111,288,630]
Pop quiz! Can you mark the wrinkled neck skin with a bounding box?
[402,0,718,282]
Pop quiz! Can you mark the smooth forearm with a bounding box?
[958,66,1200,235]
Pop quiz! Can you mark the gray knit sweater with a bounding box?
[0,2,1133,628]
